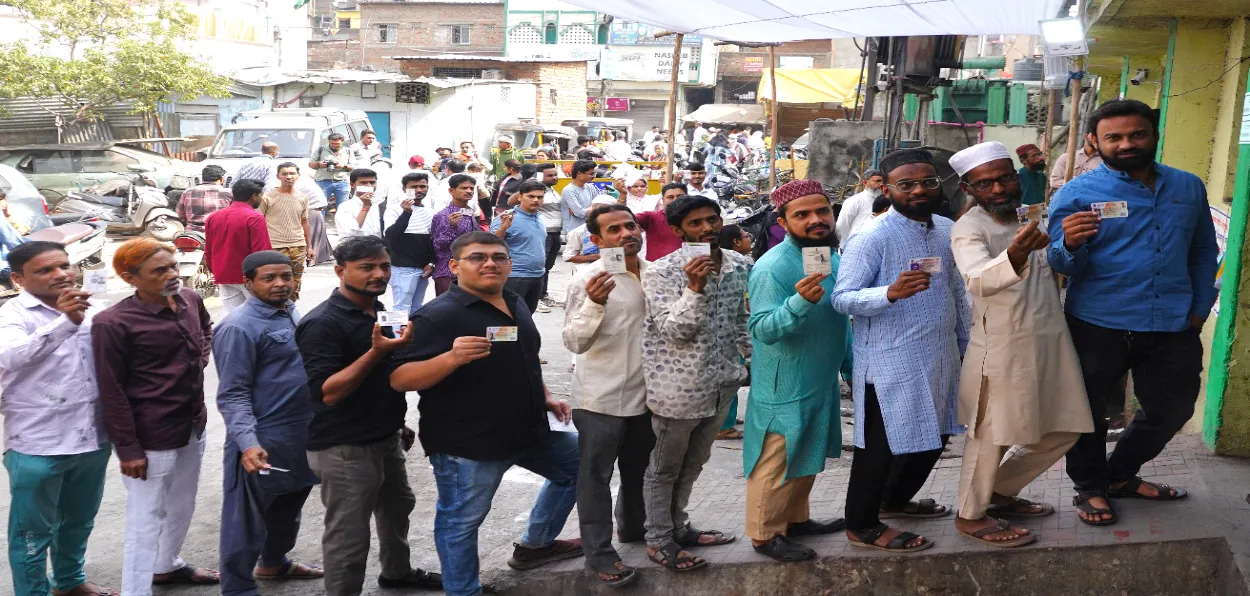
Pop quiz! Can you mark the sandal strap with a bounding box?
[887,531,922,549]
[850,522,890,545]
[917,498,937,510]
[969,520,1011,539]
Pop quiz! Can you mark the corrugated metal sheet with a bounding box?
[0,97,144,133]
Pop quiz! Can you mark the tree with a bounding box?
[0,0,230,125]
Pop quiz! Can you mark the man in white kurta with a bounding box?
[948,142,1094,547]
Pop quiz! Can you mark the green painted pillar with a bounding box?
[1205,68,1250,453]
[1120,56,1130,99]
[904,94,919,122]
[1008,84,1029,125]
[986,83,1007,125]
[1157,18,1178,162]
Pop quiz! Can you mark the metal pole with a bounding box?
[769,44,779,191]
[861,38,879,121]
[664,33,684,182]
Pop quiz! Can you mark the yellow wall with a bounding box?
[1208,18,1250,205]
[334,10,360,29]
[1159,19,1229,182]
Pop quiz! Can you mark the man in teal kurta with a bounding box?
[744,180,852,562]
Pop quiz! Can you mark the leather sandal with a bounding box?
[847,523,933,553]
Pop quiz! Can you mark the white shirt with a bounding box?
[626,193,659,214]
[335,196,385,238]
[606,140,634,162]
[381,196,434,234]
[0,292,106,455]
[563,259,650,416]
[836,187,881,246]
[350,141,383,164]
[642,131,658,145]
[537,186,563,231]
[687,184,717,201]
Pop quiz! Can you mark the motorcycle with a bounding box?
[50,173,183,241]
[0,216,109,306]
[172,230,215,299]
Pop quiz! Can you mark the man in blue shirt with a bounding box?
[560,160,598,233]
[1048,99,1219,526]
[212,251,323,593]
[491,180,550,313]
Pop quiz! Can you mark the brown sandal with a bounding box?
[958,518,1036,548]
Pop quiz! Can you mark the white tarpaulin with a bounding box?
[555,0,1065,43]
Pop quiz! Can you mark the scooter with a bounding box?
[172,230,215,299]
[0,217,109,306]
[51,172,183,241]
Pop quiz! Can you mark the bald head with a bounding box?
[261,142,279,156]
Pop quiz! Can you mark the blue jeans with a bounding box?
[5,446,111,595]
[316,180,350,211]
[430,431,579,596]
[389,266,431,314]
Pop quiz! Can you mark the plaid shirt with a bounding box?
[177,184,233,232]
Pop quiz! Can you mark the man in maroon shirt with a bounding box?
[93,238,218,592]
[205,179,273,313]
[634,183,686,261]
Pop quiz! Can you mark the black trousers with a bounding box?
[505,276,544,314]
[572,409,655,572]
[845,384,948,531]
[1064,315,1202,493]
[541,231,562,299]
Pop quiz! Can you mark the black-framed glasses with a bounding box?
[458,254,511,265]
[885,176,943,193]
[966,172,1020,192]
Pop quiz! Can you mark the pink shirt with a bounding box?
[635,209,682,262]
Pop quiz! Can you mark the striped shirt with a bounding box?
[258,189,309,249]
[830,209,971,454]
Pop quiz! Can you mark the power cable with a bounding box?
[1163,55,1250,98]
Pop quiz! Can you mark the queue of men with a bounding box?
[0,97,1219,595]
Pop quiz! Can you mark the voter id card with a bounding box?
[82,269,108,293]
[377,310,407,329]
[683,242,711,258]
[600,247,627,274]
[486,326,518,342]
[1016,203,1046,225]
[908,257,943,274]
[802,246,831,276]
[1091,201,1128,218]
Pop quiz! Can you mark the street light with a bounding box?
[1039,17,1089,57]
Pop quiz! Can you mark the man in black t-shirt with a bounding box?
[390,231,582,596]
[296,236,442,595]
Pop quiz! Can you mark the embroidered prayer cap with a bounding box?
[1016,143,1042,158]
[948,142,1013,177]
[770,179,826,210]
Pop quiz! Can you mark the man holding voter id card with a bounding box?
[742,180,852,563]
[1048,99,1219,525]
[212,251,323,592]
[390,231,583,596]
[947,142,1093,548]
[832,148,971,553]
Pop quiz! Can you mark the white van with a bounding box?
[197,108,373,183]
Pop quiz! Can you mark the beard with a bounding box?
[791,225,838,250]
[345,281,387,298]
[1098,142,1157,171]
[890,189,943,220]
[976,187,1023,222]
[159,279,183,297]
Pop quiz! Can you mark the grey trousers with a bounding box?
[643,388,737,549]
[573,409,655,573]
[306,434,416,596]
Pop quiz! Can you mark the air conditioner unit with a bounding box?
[481,69,504,80]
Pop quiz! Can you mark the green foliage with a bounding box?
[0,0,230,123]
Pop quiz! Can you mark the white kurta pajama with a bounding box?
[950,206,1094,518]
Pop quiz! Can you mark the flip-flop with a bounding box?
[254,561,324,580]
[846,523,933,553]
[151,565,219,586]
[674,524,736,547]
[880,498,950,519]
[1107,477,1188,501]
[986,497,1055,518]
[590,564,638,587]
[958,518,1036,549]
[54,582,118,596]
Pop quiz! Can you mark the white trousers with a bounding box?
[218,284,248,313]
[120,433,205,596]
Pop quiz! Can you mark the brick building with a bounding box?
[715,39,846,104]
[309,0,505,71]
[393,56,587,124]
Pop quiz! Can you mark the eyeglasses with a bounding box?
[885,176,944,193]
[458,254,511,265]
[966,172,1020,192]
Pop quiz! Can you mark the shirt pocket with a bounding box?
[266,328,295,343]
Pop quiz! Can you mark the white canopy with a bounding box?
[557,0,1064,43]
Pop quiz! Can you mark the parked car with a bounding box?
[0,164,55,232]
[0,143,193,206]
[197,108,373,183]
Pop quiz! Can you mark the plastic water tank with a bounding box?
[1013,58,1044,82]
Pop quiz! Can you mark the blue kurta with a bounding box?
[744,236,852,479]
[830,209,971,455]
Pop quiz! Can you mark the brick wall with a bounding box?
[397,59,587,124]
[357,1,505,70]
[308,38,364,69]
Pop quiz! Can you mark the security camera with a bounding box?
[1130,68,1148,86]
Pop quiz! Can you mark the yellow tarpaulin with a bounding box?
[757,69,864,105]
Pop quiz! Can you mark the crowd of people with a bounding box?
[0,97,1218,596]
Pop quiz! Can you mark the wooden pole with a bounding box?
[664,33,684,182]
[768,44,779,190]
[1064,63,1083,182]
[1043,89,1059,153]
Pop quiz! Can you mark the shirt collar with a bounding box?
[883,207,932,230]
[244,294,295,317]
[1102,161,1163,181]
[447,284,522,309]
[227,201,255,211]
[16,290,58,313]
[327,288,383,315]
[127,290,189,315]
